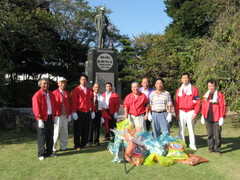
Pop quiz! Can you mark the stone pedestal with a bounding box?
[85,49,121,96]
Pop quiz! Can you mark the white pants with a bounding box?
[128,114,146,131]
[53,115,68,151]
[178,110,196,149]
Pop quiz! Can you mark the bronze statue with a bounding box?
[94,7,109,49]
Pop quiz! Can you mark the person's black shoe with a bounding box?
[86,142,92,147]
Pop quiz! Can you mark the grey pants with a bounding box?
[205,120,222,152]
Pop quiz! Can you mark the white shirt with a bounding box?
[45,91,52,115]
[94,93,107,110]
[80,85,87,94]
[105,91,112,109]
[142,88,149,99]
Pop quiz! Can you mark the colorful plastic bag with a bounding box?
[166,139,188,160]
[177,154,209,166]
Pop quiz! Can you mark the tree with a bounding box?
[164,0,227,37]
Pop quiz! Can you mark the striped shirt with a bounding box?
[150,90,172,112]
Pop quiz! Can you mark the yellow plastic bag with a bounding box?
[157,156,175,167]
[166,139,189,160]
[143,153,158,166]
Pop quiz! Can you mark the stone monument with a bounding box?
[85,7,120,95]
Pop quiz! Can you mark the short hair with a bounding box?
[93,82,100,87]
[80,74,88,80]
[207,79,217,86]
[105,82,112,87]
[131,82,140,88]
[141,77,149,81]
[38,77,49,87]
[181,73,190,78]
[155,78,164,84]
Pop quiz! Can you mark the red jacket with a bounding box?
[71,86,94,113]
[32,89,56,121]
[123,92,148,116]
[201,91,226,122]
[102,92,120,115]
[53,89,71,118]
[175,85,201,116]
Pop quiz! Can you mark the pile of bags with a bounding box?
[108,119,209,167]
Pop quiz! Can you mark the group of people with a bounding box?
[123,73,226,156]
[32,72,226,161]
[32,75,120,161]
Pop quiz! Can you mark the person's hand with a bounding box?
[148,112,152,121]
[191,113,197,120]
[144,114,148,121]
[72,113,78,120]
[38,120,44,129]
[67,116,72,122]
[101,117,105,124]
[166,113,172,123]
[219,118,224,126]
[54,116,59,124]
[124,114,128,120]
[91,112,95,119]
[114,112,118,119]
[175,115,179,121]
[201,115,205,125]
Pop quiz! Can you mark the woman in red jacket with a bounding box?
[201,79,226,156]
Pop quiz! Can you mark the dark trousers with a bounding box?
[88,111,101,143]
[146,119,151,131]
[36,115,54,157]
[205,120,222,152]
[74,111,91,148]
[107,111,116,138]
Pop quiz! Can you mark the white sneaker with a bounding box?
[39,156,44,161]
[189,145,197,151]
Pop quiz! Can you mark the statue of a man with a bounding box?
[94,7,109,49]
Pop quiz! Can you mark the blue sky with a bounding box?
[87,0,172,38]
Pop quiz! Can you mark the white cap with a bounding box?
[57,77,67,83]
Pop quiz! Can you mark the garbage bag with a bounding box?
[166,139,188,160]
[177,154,209,166]
[157,156,175,167]
[143,153,159,166]
[125,145,145,166]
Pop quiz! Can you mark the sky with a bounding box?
[87,0,172,38]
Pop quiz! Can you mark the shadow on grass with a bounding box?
[184,134,240,154]
[56,142,110,156]
[0,128,37,146]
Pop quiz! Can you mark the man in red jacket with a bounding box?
[175,73,200,150]
[32,78,56,160]
[201,79,226,156]
[102,82,120,142]
[52,77,72,154]
[124,82,149,132]
[71,75,95,150]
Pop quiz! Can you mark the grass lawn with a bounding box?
[0,114,240,180]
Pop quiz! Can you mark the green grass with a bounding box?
[0,114,240,180]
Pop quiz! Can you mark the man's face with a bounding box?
[80,77,87,87]
[58,81,67,90]
[155,80,164,91]
[131,84,139,94]
[40,80,49,91]
[93,84,100,94]
[105,84,112,92]
[181,75,190,86]
[208,83,216,94]
[141,78,149,90]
